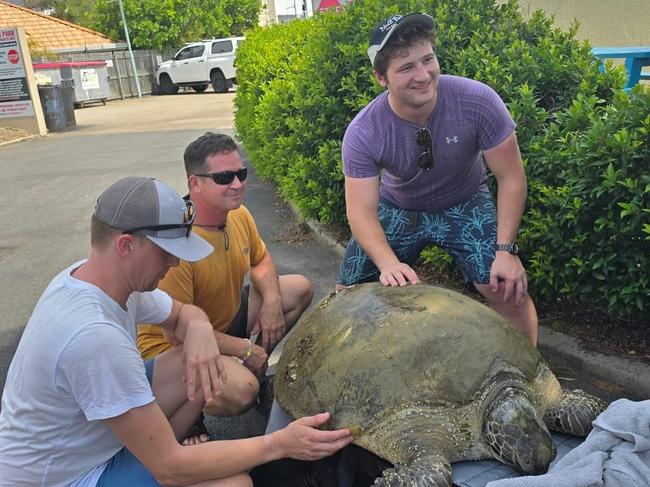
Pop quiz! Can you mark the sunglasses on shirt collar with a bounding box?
[415,128,434,171]
[194,167,248,185]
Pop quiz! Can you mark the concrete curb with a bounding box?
[538,326,650,399]
[288,202,650,399]
[287,202,346,259]
[0,134,40,148]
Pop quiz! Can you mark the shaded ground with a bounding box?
[0,127,29,144]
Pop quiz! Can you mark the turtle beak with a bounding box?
[483,387,557,474]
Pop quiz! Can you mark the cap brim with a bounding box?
[147,233,213,262]
[368,13,435,67]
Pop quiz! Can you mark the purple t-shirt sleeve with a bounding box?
[471,83,516,150]
[342,99,383,178]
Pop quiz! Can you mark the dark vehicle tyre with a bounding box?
[211,70,228,93]
[191,84,209,93]
[159,74,179,95]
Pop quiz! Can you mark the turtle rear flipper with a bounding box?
[373,455,452,487]
[544,389,606,437]
[484,387,556,474]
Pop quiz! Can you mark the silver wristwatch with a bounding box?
[495,243,519,255]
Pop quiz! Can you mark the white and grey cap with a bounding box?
[94,176,213,262]
[367,13,435,68]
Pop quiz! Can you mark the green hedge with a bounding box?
[521,88,650,315]
[234,0,648,318]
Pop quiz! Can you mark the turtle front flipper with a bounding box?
[373,454,451,487]
[362,409,454,487]
[544,389,606,437]
[484,386,556,474]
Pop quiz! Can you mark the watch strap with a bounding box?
[495,243,518,255]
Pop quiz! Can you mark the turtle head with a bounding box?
[483,386,556,474]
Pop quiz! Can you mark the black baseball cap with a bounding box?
[367,13,435,67]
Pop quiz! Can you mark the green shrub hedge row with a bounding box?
[234,0,649,318]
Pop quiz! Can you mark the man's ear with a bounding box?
[374,69,388,88]
[188,174,201,194]
[115,233,134,258]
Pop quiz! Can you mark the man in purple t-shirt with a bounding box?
[338,12,538,345]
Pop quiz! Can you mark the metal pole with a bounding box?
[118,0,141,98]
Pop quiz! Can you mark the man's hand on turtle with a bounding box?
[489,253,528,305]
[379,262,421,287]
[276,412,353,461]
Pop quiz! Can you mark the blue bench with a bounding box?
[591,47,650,91]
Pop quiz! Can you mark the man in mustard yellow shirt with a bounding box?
[138,132,313,419]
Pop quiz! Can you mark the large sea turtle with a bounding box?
[274,283,605,486]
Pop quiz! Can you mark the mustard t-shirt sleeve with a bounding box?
[242,206,267,266]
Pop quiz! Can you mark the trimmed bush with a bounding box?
[522,87,650,315]
[235,0,648,318]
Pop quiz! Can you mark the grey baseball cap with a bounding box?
[367,13,435,68]
[94,177,213,262]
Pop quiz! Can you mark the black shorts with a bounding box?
[227,284,250,338]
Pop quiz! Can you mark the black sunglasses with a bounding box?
[195,167,248,185]
[415,128,434,171]
[123,199,196,238]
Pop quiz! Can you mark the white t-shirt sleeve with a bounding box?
[57,324,155,421]
[133,288,173,324]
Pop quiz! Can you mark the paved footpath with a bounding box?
[0,92,647,484]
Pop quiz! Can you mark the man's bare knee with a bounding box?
[279,275,313,331]
[474,283,538,346]
[296,274,314,307]
[282,274,313,308]
[203,360,259,417]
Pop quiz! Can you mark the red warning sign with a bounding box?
[7,49,19,64]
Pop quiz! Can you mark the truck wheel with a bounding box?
[192,84,209,93]
[211,70,228,93]
[159,74,179,95]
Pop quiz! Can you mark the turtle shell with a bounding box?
[275,283,541,439]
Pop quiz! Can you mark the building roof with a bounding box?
[0,0,116,51]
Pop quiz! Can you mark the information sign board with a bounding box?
[0,27,35,118]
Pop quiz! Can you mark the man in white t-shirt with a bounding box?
[0,177,352,487]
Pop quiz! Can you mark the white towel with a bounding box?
[486,399,650,487]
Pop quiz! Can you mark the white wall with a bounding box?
[504,0,650,46]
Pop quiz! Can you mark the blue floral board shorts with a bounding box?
[337,191,497,287]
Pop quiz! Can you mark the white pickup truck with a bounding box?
[155,37,244,94]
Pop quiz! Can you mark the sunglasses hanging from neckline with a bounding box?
[415,128,434,171]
